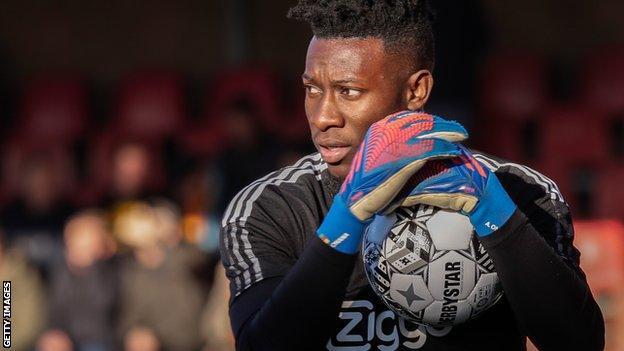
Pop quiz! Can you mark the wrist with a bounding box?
[469,175,516,237]
[317,196,367,254]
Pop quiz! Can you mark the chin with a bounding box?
[327,163,349,180]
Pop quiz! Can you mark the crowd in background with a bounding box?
[0,88,311,351]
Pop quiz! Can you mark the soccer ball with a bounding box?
[362,204,503,327]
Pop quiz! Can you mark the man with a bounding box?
[220,1,605,350]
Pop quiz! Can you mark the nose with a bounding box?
[307,93,344,132]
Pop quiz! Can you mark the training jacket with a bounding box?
[220,152,605,351]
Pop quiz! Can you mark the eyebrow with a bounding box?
[301,73,360,85]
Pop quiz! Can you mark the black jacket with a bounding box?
[220,152,604,351]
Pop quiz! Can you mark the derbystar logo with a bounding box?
[439,261,462,326]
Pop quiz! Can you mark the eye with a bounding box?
[339,87,362,98]
[304,84,322,96]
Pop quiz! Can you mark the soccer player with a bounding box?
[220,1,605,350]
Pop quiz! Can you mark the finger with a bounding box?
[397,138,463,167]
[384,110,431,125]
[415,119,468,142]
[378,111,469,142]
[400,193,478,213]
[350,156,432,220]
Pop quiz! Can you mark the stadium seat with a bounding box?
[540,105,610,166]
[204,66,281,130]
[579,47,624,162]
[479,53,548,121]
[112,71,186,142]
[531,105,612,217]
[580,46,624,114]
[476,118,540,163]
[14,74,88,146]
[476,53,548,162]
[176,122,224,160]
[595,167,624,219]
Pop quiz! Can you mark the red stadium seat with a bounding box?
[476,118,540,163]
[112,71,186,142]
[176,121,224,160]
[479,53,548,121]
[204,66,281,130]
[580,47,624,162]
[595,167,624,219]
[531,105,612,216]
[476,53,548,161]
[540,105,610,166]
[15,74,88,146]
[580,46,624,114]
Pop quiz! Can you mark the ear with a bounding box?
[405,70,434,111]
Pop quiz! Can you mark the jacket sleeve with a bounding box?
[220,186,356,351]
[476,157,605,351]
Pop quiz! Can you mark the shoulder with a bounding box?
[471,152,565,205]
[219,153,328,298]
[221,152,327,228]
[472,151,580,267]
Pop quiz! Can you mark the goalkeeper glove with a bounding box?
[317,111,468,254]
[397,146,517,237]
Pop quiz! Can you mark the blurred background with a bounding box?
[0,1,623,350]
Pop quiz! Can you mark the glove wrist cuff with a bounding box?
[470,175,516,237]
[317,196,366,254]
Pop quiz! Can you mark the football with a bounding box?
[362,204,503,327]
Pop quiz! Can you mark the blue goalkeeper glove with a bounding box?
[396,146,517,237]
[317,111,469,254]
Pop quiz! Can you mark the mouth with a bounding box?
[318,144,352,165]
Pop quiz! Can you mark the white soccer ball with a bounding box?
[362,204,503,327]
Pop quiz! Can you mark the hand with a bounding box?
[398,146,517,237]
[317,111,469,253]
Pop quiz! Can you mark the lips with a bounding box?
[318,144,352,164]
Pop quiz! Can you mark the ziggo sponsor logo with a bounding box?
[326,300,452,351]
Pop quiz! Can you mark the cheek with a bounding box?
[347,98,404,140]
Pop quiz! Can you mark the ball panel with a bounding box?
[388,273,434,312]
[466,272,503,315]
[426,210,473,251]
[384,219,432,274]
[427,251,476,300]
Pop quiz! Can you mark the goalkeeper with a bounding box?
[220,0,605,350]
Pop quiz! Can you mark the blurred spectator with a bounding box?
[47,210,117,351]
[177,165,221,255]
[36,330,74,351]
[215,99,278,213]
[0,231,47,351]
[115,201,211,351]
[201,264,235,351]
[123,326,161,351]
[1,154,74,276]
[102,142,154,208]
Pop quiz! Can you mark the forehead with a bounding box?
[304,37,392,79]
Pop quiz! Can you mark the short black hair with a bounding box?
[288,0,435,71]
